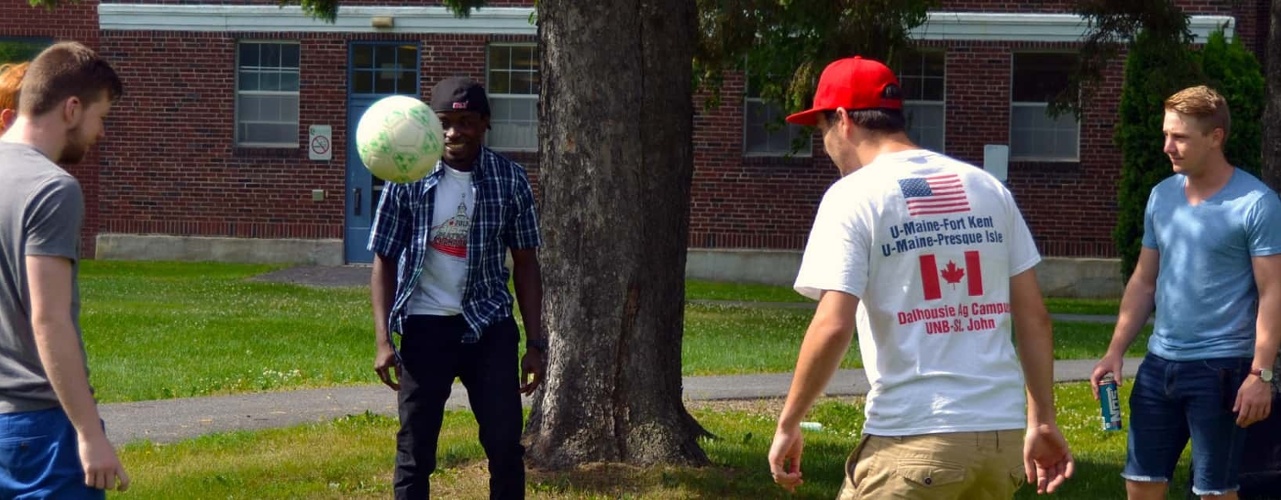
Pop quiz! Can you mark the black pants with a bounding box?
[393,315,525,500]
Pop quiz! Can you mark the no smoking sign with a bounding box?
[308,125,332,161]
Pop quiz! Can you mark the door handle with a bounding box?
[354,187,362,216]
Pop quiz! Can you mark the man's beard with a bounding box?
[59,128,89,165]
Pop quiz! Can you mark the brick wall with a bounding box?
[2,0,1267,262]
[689,0,1265,258]
[109,0,534,6]
[95,30,513,242]
[89,1,535,246]
[931,39,1129,258]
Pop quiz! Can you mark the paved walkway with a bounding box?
[99,357,1140,446]
[97,265,1134,446]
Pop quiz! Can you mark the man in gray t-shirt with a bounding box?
[0,142,87,412]
[0,41,128,497]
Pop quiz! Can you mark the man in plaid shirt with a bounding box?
[368,77,546,500]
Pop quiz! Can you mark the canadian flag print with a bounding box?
[918,251,983,300]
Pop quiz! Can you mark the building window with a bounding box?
[896,50,946,153]
[744,82,812,156]
[236,41,300,148]
[1010,53,1079,161]
[486,44,539,151]
[350,42,418,95]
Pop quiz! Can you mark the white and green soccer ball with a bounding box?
[356,95,445,183]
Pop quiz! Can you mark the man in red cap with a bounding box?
[767,56,1074,498]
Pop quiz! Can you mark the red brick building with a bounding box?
[0,1,1269,281]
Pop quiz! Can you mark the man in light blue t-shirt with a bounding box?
[1090,85,1281,499]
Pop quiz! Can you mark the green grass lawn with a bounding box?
[79,261,1133,402]
[87,262,1149,498]
[680,304,1148,375]
[81,261,373,402]
[1044,297,1121,316]
[688,281,1123,317]
[112,382,1184,499]
[685,280,811,303]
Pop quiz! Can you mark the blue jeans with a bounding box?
[0,407,105,500]
[1123,353,1252,496]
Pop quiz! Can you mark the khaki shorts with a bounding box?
[838,430,1026,500]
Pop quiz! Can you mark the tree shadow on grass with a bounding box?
[514,438,852,499]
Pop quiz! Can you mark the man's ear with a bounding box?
[62,96,83,125]
[0,108,14,130]
[1211,127,1226,149]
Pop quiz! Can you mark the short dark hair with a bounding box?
[823,108,906,134]
[20,41,123,116]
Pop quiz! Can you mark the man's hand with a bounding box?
[520,348,545,395]
[768,424,805,493]
[1235,375,1273,427]
[1088,354,1124,400]
[374,342,400,391]
[1024,423,1074,494]
[78,433,129,491]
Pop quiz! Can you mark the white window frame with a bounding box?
[897,50,947,153]
[742,81,812,157]
[235,40,301,148]
[1009,52,1080,162]
[485,43,539,152]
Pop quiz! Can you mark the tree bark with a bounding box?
[1263,0,1281,190]
[524,0,709,469]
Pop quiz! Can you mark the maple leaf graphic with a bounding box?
[941,261,965,288]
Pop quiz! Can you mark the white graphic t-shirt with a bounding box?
[408,166,474,316]
[794,149,1040,436]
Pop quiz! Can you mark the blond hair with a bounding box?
[1164,85,1231,138]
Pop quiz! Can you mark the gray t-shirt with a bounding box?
[0,142,86,413]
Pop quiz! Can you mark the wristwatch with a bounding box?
[526,338,548,352]
[1251,367,1274,383]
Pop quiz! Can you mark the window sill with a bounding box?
[1007,160,1082,178]
[742,152,813,159]
[1010,157,1079,163]
[741,154,815,168]
[233,146,302,159]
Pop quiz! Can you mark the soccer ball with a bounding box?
[355,95,445,183]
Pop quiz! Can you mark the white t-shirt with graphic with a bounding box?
[794,149,1040,436]
[408,166,474,316]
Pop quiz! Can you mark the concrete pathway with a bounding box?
[96,265,1133,446]
[99,357,1140,446]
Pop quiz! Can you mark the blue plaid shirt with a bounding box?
[368,147,541,343]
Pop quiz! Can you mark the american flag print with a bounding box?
[897,173,970,216]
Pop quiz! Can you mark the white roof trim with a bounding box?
[912,12,1235,43]
[97,5,1234,43]
[97,4,538,35]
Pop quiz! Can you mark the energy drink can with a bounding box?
[1099,373,1123,432]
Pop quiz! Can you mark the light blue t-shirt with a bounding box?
[1143,168,1281,360]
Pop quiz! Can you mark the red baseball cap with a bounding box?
[785,56,903,127]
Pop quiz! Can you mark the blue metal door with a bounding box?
[344,41,421,263]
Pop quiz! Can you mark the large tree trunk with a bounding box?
[523,0,708,469]
[1263,0,1281,190]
